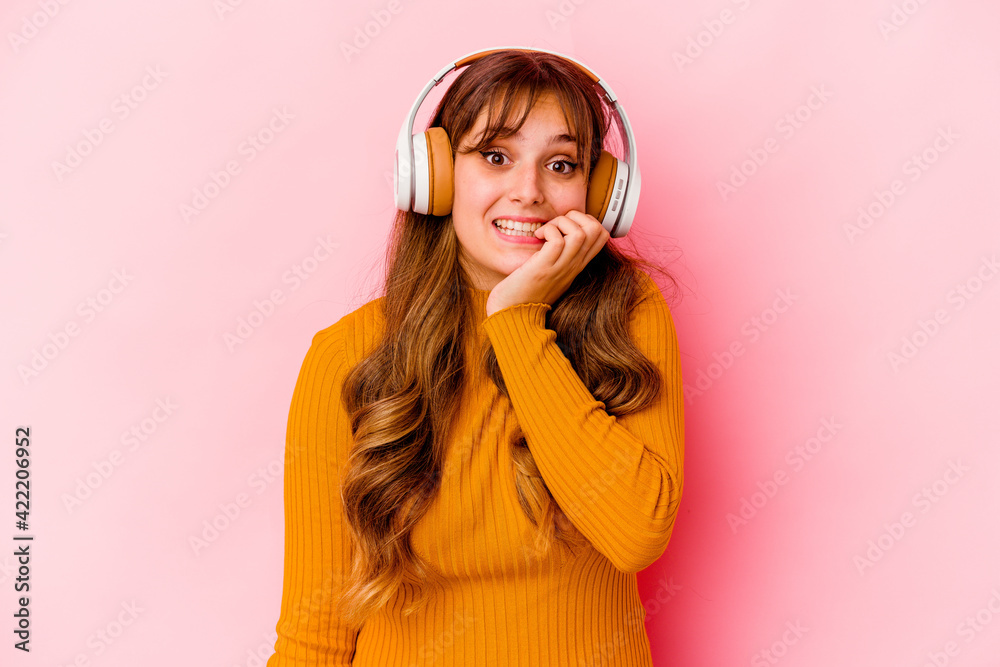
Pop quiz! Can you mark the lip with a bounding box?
[492,215,548,224]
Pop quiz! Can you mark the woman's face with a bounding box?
[451,91,588,291]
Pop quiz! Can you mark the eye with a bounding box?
[550,159,579,175]
[479,150,510,166]
[478,150,579,175]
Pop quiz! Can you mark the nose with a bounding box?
[507,163,544,206]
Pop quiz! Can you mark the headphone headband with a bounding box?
[394,46,641,237]
[454,48,601,83]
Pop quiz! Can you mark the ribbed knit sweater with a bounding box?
[266,272,684,666]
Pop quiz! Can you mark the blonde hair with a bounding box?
[336,49,680,626]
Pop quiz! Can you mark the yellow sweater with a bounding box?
[266,272,684,666]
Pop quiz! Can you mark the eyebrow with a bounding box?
[471,130,577,147]
[513,131,577,146]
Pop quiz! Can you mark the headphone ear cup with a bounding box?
[586,150,619,225]
[423,127,454,216]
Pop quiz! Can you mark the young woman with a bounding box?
[266,47,684,666]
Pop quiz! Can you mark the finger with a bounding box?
[555,210,601,247]
[556,212,606,267]
[533,221,566,263]
[540,215,589,258]
[545,230,586,274]
[565,210,608,243]
[557,211,608,271]
[571,210,610,254]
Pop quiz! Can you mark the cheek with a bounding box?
[556,181,588,212]
[453,169,494,215]
[451,163,473,207]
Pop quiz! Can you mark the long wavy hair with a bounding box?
[335,49,681,626]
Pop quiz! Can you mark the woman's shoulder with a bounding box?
[632,268,670,310]
[627,267,679,334]
[308,294,386,361]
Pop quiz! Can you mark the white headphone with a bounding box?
[393,46,641,238]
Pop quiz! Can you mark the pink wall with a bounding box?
[1,0,997,665]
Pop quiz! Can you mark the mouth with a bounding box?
[492,218,544,238]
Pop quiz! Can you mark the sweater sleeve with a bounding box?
[480,275,684,574]
[267,326,360,666]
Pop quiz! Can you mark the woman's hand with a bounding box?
[485,209,610,317]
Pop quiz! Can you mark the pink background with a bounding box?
[2,1,998,665]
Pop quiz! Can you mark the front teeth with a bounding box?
[494,219,542,232]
